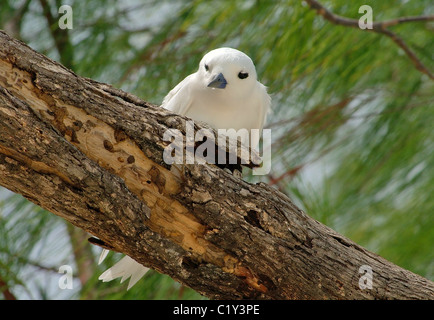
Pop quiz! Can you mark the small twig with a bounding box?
[304,0,434,79]
[375,28,433,78]
[375,15,434,28]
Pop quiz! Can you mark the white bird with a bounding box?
[163,47,271,148]
[98,47,271,290]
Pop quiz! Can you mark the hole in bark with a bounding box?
[114,128,127,142]
[103,139,114,152]
[244,210,262,229]
[258,273,277,292]
[181,256,201,270]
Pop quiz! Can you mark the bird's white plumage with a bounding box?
[98,255,149,290]
[98,249,109,265]
[162,47,270,147]
[98,47,270,290]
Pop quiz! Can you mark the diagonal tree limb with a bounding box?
[304,0,434,80]
[0,30,433,299]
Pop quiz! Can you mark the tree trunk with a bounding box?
[0,30,432,300]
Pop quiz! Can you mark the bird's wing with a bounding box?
[161,74,195,116]
[257,82,272,132]
[250,82,271,147]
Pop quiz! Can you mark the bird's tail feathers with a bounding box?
[98,255,149,290]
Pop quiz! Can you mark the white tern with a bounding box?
[98,47,271,289]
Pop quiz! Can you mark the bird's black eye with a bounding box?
[204,64,209,71]
[238,72,249,79]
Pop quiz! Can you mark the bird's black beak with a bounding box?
[207,73,227,89]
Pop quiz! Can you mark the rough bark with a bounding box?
[0,30,433,300]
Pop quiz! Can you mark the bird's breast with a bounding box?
[186,92,261,132]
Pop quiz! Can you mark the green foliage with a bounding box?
[0,0,432,299]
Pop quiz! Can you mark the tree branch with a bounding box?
[0,30,433,299]
[38,0,74,68]
[304,0,434,79]
[0,278,16,300]
[2,0,31,39]
[376,15,434,28]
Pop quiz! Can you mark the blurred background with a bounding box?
[0,0,433,299]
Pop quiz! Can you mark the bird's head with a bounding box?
[198,47,258,97]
